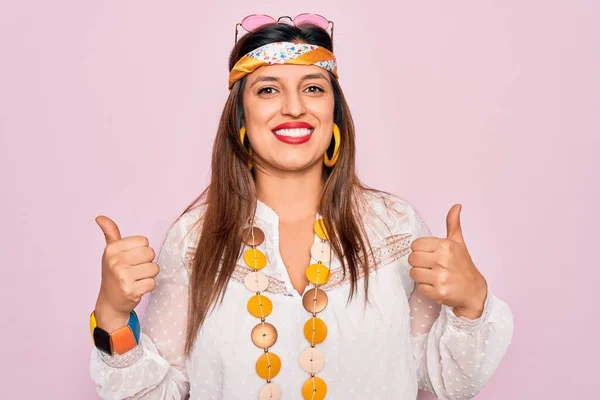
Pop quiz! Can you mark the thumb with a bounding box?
[95,215,122,244]
[446,204,465,244]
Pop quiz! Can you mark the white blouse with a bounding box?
[89,191,514,400]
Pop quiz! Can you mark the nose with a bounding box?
[280,91,306,118]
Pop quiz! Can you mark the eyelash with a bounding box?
[257,85,325,95]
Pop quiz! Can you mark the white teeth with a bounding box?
[273,128,313,137]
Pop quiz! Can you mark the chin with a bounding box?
[277,158,321,171]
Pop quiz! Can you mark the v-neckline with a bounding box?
[254,199,323,299]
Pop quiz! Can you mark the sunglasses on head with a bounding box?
[235,13,335,46]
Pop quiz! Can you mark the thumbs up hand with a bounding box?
[93,216,160,332]
[408,204,488,319]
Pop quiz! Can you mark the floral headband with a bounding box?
[228,41,338,90]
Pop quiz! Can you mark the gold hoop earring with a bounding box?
[239,126,253,170]
[323,123,340,167]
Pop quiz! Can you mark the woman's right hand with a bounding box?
[93,216,160,333]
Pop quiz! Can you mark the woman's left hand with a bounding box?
[408,204,488,319]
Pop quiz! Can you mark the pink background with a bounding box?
[1,1,598,399]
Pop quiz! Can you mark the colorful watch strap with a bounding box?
[89,310,141,355]
[92,326,112,355]
[111,326,138,355]
[128,310,141,343]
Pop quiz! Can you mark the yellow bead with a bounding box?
[305,264,330,285]
[303,317,328,344]
[314,219,329,240]
[256,352,281,380]
[247,294,273,319]
[301,376,327,400]
[244,248,267,270]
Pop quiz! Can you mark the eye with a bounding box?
[305,85,325,93]
[257,87,278,95]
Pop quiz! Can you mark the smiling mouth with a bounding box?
[272,128,314,137]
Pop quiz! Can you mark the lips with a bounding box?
[272,121,314,145]
[272,121,314,131]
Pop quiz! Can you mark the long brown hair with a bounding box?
[180,24,380,356]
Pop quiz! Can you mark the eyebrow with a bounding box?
[249,72,328,89]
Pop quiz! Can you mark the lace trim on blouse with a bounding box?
[445,290,494,332]
[229,232,413,296]
[97,343,145,369]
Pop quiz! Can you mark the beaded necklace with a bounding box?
[241,217,332,400]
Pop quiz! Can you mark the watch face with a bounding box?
[93,328,112,355]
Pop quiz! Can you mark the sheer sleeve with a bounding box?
[89,207,203,400]
[406,203,514,399]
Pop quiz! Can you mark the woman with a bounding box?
[90,16,513,400]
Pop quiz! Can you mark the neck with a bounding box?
[254,163,324,224]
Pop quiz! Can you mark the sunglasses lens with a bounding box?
[293,13,329,29]
[241,14,277,31]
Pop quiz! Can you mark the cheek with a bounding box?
[244,105,281,136]
[308,99,335,137]
[311,95,335,123]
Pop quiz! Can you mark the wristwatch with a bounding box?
[89,310,141,355]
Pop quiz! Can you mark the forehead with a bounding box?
[247,64,331,85]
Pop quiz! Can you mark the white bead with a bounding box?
[310,241,332,263]
[259,382,281,400]
[299,347,325,374]
[244,271,269,292]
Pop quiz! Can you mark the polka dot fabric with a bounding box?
[90,191,514,399]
